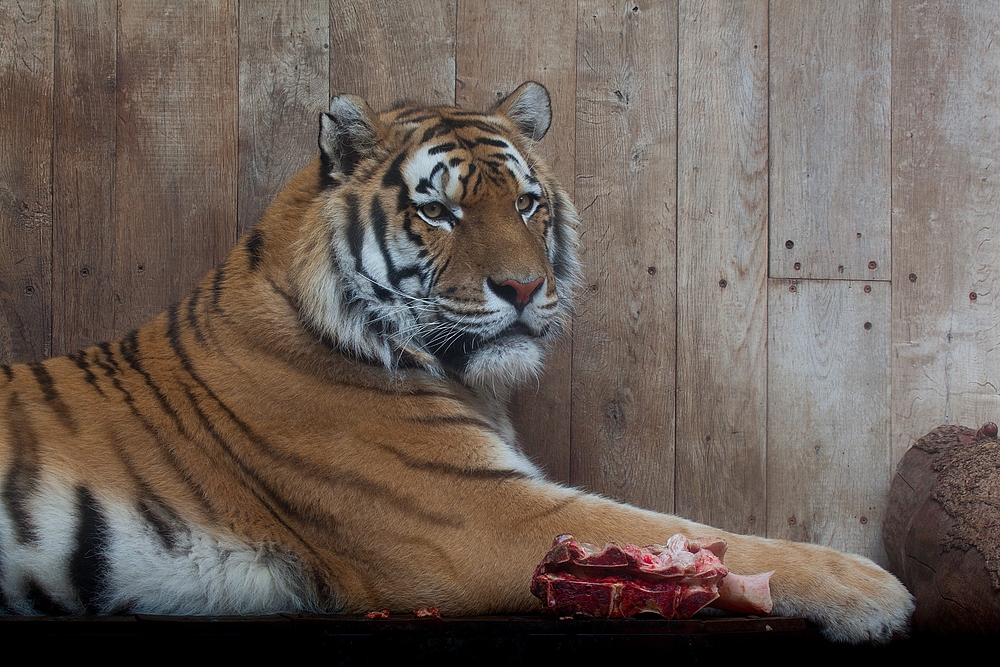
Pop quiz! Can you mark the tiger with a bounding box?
[0,81,913,642]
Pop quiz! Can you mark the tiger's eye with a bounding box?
[516,194,534,213]
[420,202,445,219]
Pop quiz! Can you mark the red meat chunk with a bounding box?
[530,534,772,619]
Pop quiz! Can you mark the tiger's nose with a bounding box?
[487,276,545,313]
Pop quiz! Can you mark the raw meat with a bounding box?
[414,607,442,618]
[530,534,773,619]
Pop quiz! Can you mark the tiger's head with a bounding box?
[290,82,580,389]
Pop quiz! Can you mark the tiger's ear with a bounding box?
[319,94,382,183]
[494,81,552,142]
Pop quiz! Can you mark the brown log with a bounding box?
[883,424,1000,633]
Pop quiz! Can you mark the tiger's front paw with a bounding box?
[761,540,914,644]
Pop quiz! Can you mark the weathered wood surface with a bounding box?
[891,0,1000,465]
[330,0,455,109]
[239,0,329,236]
[770,0,891,282]
[457,0,578,482]
[113,1,238,334]
[674,0,768,533]
[768,279,890,563]
[571,0,677,512]
[51,0,116,356]
[1,2,998,564]
[0,0,54,364]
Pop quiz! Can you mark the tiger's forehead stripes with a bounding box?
[398,125,541,210]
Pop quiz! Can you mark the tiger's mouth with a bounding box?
[428,321,541,369]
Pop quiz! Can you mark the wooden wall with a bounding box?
[2,0,998,565]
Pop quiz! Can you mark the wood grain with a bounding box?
[571,0,677,512]
[51,0,116,356]
[114,1,238,334]
[768,279,890,561]
[239,1,329,237]
[0,0,54,364]
[329,0,455,110]
[674,0,768,533]
[892,0,1000,465]
[770,0,891,282]
[456,0,577,483]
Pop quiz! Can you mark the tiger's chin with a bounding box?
[458,335,546,389]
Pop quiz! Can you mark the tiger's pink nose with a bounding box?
[488,277,545,312]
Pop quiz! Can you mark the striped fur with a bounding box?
[0,83,913,643]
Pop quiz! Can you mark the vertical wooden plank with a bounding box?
[770,0,891,282]
[675,1,768,534]
[456,0,577,482]
[114,1,238,334]
[239,1,330,236]
[892,1,1000,464]
[52,0,116,356]
[0,0,54,364]
[572,1,677,512]
[768,280,890,562]
[329,0,455,110]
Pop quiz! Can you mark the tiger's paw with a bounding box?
[761,541,914,644]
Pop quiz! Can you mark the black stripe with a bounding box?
[345,193,367,276]
[28,362,77,431]
[401,214,425,248]
[1,365,12,381]
[431,256,451,288]
[70,350,105,396]
[245,228,265,271]
[391,106,430,120]
[185,288,208,349]
[458,162,476,199]
[440,116,509,136]
[344,202,393,302]
[375,442,527,481]
[370,197,422,291]
[70,486,110,613]
[210,267,226,313]
[26,581,73,615]
[475,137,509,148]
[117,334,187,437]
[427,142,457,155]
[549,194,570,281]
[2,393,41,543]
[381,150,413,216]
[420,123,452,144]
[408,414,501,434]
[137,497,182,551]
[95,341,119,377]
